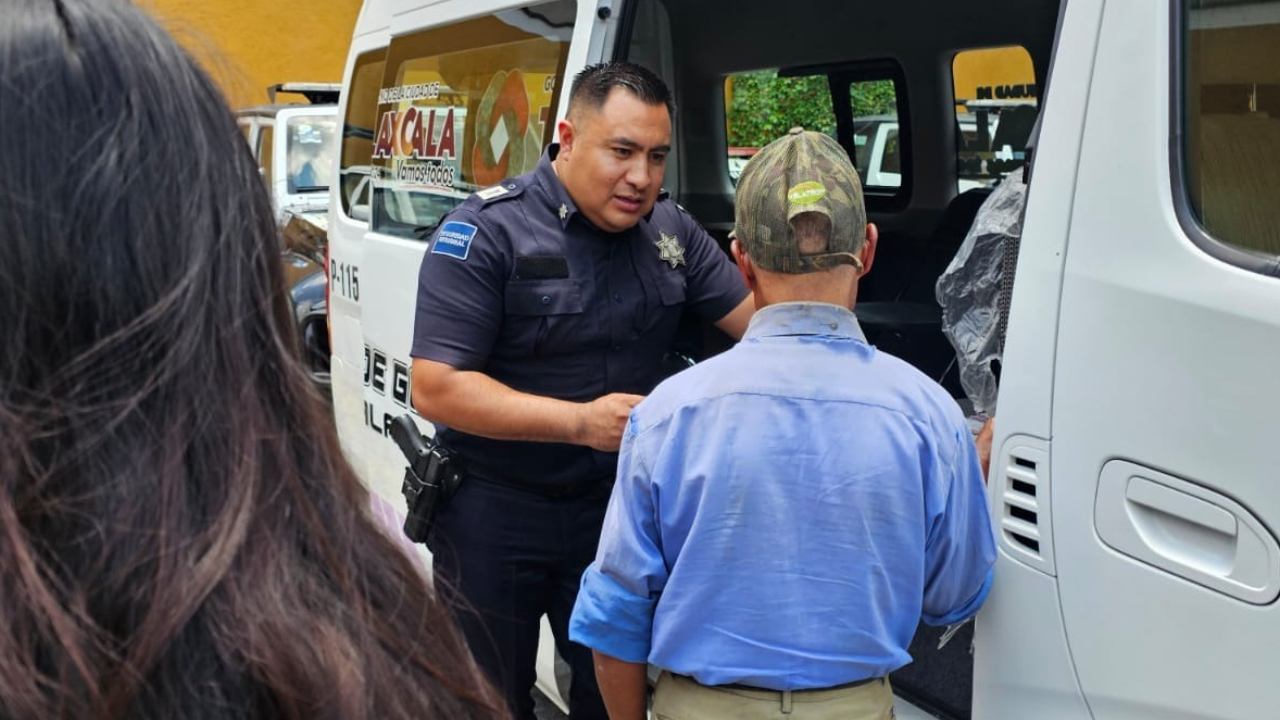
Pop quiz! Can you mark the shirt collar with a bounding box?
[535,144,581,230]
[743,302,867,343]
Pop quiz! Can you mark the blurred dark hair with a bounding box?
[568,61,675,119]
[0,1,506,719]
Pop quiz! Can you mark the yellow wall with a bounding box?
[139,0,363,109]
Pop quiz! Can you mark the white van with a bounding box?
[327,0,1280,718]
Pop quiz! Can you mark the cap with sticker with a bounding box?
[732,128,867,274]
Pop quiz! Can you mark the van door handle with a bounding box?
[1095,460,1280,604]
[1124,478,1236,576]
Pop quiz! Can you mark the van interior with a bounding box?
[615,1,1063,716]
[621,0,1060,417]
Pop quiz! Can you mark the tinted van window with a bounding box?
[339,51,387,220]
[1183,0,1280,257]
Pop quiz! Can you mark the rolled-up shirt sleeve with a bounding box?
[921,426,997,626]
[570,417,668,663]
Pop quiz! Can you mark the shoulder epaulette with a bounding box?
[469,178,527,208]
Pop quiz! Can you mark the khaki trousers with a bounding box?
[652,671,895,720]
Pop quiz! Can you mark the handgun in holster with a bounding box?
[389,414,463,543]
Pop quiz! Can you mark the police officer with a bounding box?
[409,63,753,720]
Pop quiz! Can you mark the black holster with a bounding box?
[389,414,464,543]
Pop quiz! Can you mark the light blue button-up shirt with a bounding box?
[570,302,995,691]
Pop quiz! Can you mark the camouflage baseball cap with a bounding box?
[732,127,867,274]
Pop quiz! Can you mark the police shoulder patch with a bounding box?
[431,221,478,261]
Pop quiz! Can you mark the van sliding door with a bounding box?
[1047,1,1280,718]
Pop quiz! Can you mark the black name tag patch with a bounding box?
[514,255,570,280]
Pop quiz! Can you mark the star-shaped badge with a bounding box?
[558,204,568,221]
[655,231,685,269]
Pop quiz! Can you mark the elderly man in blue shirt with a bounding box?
[569,128,996,720]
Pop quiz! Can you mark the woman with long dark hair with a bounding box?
[0,1,507,718]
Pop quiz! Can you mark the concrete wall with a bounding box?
[140,0,362,109]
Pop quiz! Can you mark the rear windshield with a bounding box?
[286,115,339,194]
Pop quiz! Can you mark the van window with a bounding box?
[725,71,902,194]
[952,46,1038,192]
[1182,0,1280,257]
[371,1,574,240]
[340,51,387,221]
[850,80,901,189]
[725,70,836,184]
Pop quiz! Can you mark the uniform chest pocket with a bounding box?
[505,279,584,316]
[654,272,687,307]
[633,270,688,339]
[503,279,586,357]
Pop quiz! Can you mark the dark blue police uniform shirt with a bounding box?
[411,146,748,487]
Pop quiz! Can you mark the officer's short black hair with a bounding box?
[568,62,675,120]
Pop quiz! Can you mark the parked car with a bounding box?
[728,112,1015,193]
[237,83,339,392]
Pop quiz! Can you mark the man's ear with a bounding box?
[731,238,757,291]
[858,222,879,278]
[557,118,576,156]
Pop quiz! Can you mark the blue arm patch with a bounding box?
[431,221,478,261]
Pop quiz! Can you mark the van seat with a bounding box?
[859,188,994,397]
[990,104,1038,155]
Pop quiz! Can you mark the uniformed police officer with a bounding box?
[409,63,753,720]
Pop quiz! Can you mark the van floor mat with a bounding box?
[891,621,975,720]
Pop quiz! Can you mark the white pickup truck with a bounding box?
[236,83,342,390]
[236,83,341,223]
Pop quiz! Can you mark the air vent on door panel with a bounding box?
[997,438,1055,575]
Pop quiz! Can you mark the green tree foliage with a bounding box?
[726,70,896,148]
[850,80,897,119]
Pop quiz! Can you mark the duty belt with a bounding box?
[465,464,610,500]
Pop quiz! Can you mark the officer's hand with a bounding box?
[574,393,645,452]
